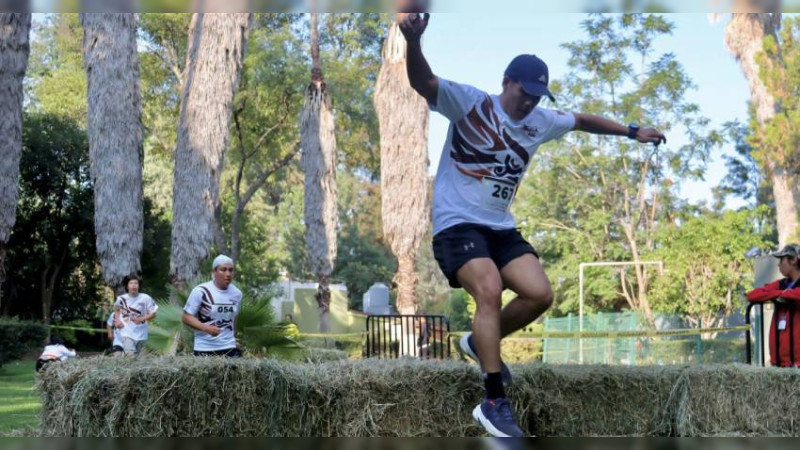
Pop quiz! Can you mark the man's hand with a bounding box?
[204,325,222,337]
[399,13,430,43]
[115,319,125,329]
[635,128,667,146]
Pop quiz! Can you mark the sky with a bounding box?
[420,13,772,210]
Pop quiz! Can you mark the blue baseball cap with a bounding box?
[504,54,556,102]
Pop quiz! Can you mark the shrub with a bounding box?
[0,318,48,367]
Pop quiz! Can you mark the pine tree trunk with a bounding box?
[301,13,338,333]
[0,13,31,310]
[81,13,144,292]
[170,13,252,286]
[374,20,430,315]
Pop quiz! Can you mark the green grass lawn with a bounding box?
[0,360,40,433]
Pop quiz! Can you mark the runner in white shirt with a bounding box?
[106,312,123,354]
[400,13,666,437]
[182,255,243,357]
[36,336,77,372]
[114,275,158,356]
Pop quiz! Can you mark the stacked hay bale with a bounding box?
[38,358,800,436]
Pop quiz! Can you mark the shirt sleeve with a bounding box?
[540,109,576,142]
[747,281,783,303]
[114,297,123,310]
[184,288,202,316]
[430,78,487,123]
[107,314,114,326]
[146,295,159,315]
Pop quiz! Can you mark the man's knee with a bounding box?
[471,283,504,311]
[518,286,554,311]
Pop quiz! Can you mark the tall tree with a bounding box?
[722,11,798,246]
[81,13,144,292]
[374,14,429,314]
[170,13,252,287]
[0,13,32,311]
[301,13,338,332]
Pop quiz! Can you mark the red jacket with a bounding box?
[747,278,800,367]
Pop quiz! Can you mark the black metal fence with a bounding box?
[365,315,451,360]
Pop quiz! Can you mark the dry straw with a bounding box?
[38,357,800,437]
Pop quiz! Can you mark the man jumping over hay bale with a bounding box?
[399,13,666,437]
[182,255,243,357]
[747,244,800,367]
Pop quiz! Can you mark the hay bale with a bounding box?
[516,364,682,436]
[38,357,800,436]
[676,365,800,436]
[39,356,485,437]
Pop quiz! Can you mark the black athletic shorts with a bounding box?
[432,223,539,288]
[193,347,243,358]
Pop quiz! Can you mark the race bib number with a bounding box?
[211,304,236,321]
[480,176,517,213]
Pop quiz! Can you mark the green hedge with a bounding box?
[0,319,48,367]
[299,333,365,359]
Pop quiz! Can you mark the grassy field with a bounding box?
[0,360,40,433]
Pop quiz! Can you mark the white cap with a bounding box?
[212,255,234,270]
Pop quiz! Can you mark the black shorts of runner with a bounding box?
[432,223,539,288]
[193,347,243,358]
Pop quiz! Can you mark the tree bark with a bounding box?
[0,13,32,311]
[170,13,252,286]
[81,13,144,292]
[374,19,430,315]
[301,13,338,332]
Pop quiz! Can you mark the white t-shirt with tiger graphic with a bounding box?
[183,281,242,352]
[430,78,576,235]
[114,293,158,342]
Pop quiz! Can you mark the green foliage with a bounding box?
[3,114,105,322]
[137,13,192,158]
[648,208,773,325]
[514,14,722,319]
[26,14,87,123]
[333,173,397,308]
[0,319,48,367]
[318,13,388,176]
[140,198,173,299]
[445,290,472,332]
[753,16,800,173]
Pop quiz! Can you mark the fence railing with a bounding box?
[365,315,451,360]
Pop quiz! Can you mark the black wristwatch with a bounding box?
[627,123,640,140]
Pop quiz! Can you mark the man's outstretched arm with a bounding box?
[399,13,438,104]
[574,113,666,146]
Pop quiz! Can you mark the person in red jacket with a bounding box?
[747,243,800,367]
